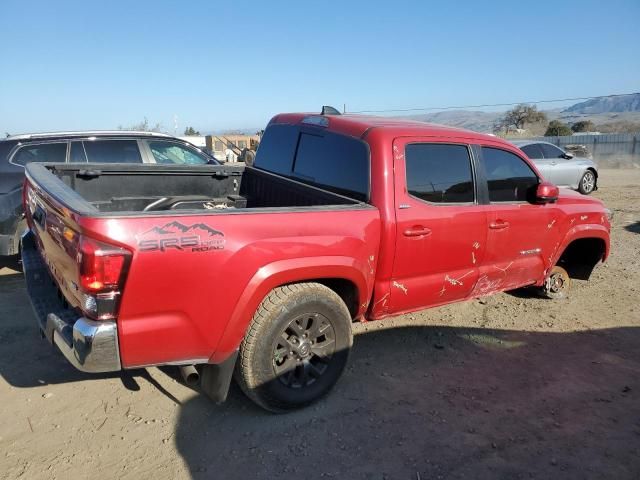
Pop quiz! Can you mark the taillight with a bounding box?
[79,237,128,293]
[77,236,131,320]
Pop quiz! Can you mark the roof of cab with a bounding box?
[270,112,504,144]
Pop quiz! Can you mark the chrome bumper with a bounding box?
[22,231,121,373]
[44,314,121,373]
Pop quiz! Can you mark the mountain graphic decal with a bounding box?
[141,221,224,237]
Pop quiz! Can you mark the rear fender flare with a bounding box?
[209,256,369,363]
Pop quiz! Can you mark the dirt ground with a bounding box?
[1,169,639,480]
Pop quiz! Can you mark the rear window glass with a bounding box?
[254,124,299,176]
[255,124,370,201]
[405,144,474,203]
[292,132,369,201]
[12,143,67,166]
[83,140,142,163]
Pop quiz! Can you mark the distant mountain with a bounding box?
[563,93,640,114]
[391,95,640,134]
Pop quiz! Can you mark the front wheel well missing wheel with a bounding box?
[557,238,606,280]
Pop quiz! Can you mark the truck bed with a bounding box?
[23,161,380,369]
[31,163,360,215]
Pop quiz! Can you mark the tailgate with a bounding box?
[24,177,85,311]
[22,174,126,372]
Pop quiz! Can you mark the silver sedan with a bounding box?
[512,140,598,195]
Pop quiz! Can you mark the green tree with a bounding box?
[545,120,573,136]
[184,126,201,136]
[493,104,548,135]
[571,120,595,133]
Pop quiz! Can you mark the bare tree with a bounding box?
[494,104,548,135]
[118,117,164,132]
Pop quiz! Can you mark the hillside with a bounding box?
[395,95,640,134]
[563,93,640,114]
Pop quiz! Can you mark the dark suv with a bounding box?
[0,131,217,264]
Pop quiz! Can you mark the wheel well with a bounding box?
[557,238,605,280]
[587,167,598,178]
[313,278,359,319]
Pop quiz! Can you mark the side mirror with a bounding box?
[536,182,559,204]
[562,152,574,159]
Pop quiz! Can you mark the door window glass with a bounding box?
[12,143,67,166]
[520,144,544,159]
[481,147,538,202]
[539,143,564,159]
[148,141,209,165]
[69,142,87,162]
[84,140,142,163]
[405,143,474,203]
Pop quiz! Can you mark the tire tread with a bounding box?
[236,282,351,412]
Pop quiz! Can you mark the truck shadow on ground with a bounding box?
[174,325,640,480]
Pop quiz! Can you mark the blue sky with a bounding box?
[0,0,638,134]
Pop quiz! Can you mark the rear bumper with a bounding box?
[21,231,121,373]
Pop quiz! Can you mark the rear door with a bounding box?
[389,137,487,313]
[475,145,559,295]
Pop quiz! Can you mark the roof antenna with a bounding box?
[321,106,341,116]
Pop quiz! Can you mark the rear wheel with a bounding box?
[578,170,596,195]
[540,265,571,299]
[235,283,352,412]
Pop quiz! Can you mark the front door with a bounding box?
[389,138,487,314]
[474,146,561,296]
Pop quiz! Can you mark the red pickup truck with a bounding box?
[22,111,611,412]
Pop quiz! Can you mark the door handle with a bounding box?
[403,226,432,237]
[550,161,557,166]
[489,220,510,230]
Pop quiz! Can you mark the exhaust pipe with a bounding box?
[179,365,200,386]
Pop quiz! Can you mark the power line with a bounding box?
[347,92,640,114]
